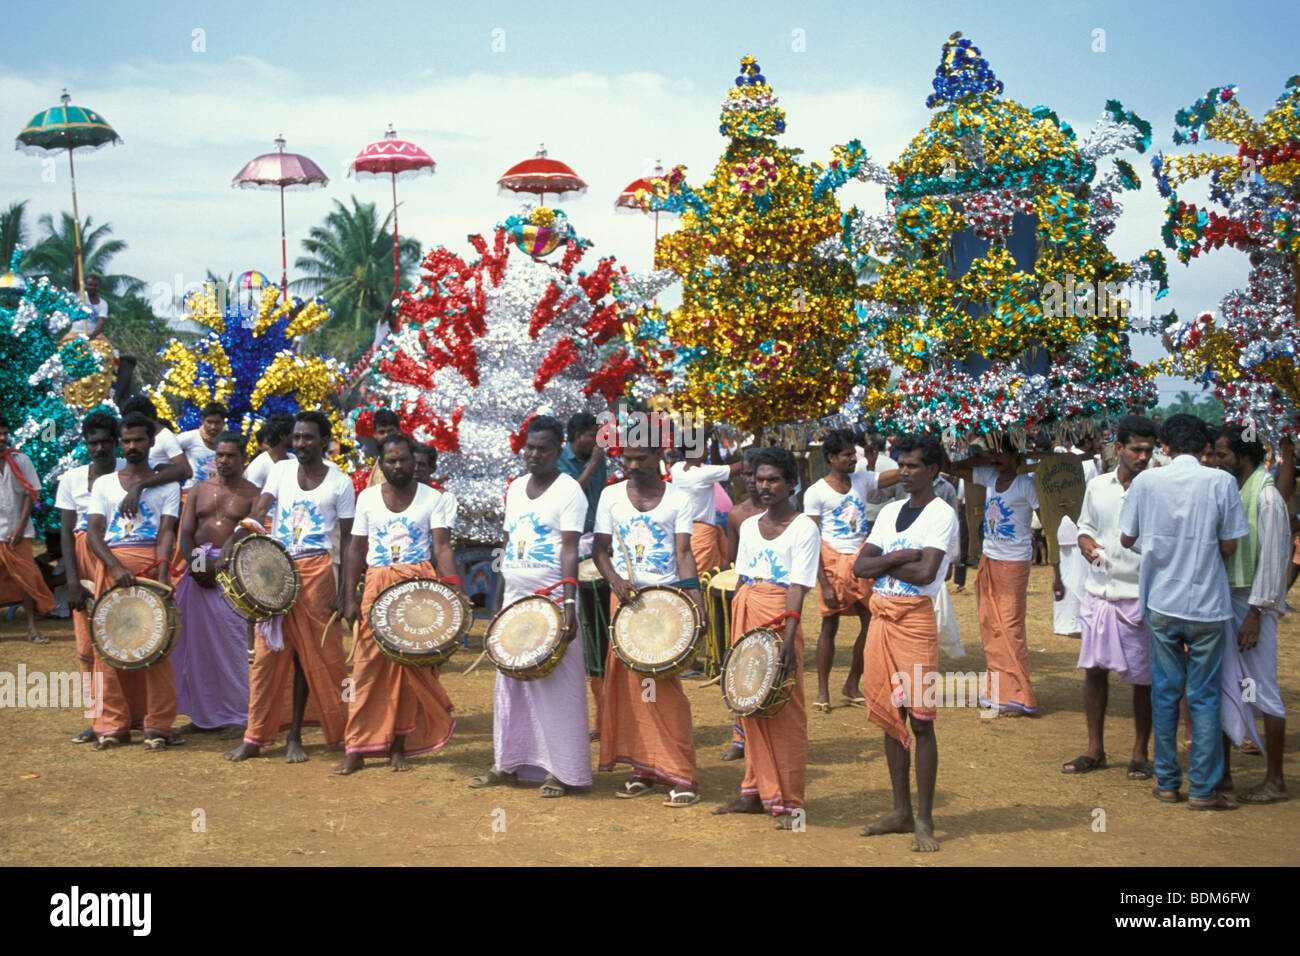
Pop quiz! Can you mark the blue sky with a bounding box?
[3,0,1297,404]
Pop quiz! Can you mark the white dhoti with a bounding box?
[1053,543,1085,636]
[1220,590,1284,750]
[932,585,964,659]
[1076,590,1150,685]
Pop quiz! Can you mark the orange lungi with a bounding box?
[242,551,349,749]
[817,540,872,617]
[345,561,456,757]
[168,489,188,584]
[731,581,806,814]
[0,538,56,614]
[91,543,177,739]
[691,522,727,576]
[976,557,1037,714]
[71,532,98,719]
[864,593,939,748]
[597,591,698,789]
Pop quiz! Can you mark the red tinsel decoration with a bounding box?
[509,413,538,454]
[533,337,579,390]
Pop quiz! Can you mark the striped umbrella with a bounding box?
[497,144,586,208]
[15,90,123,300]
[615,161,675,263]
[348,125,435,299]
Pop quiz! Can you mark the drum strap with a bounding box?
[534,577,577,598]
[756,610,800,629]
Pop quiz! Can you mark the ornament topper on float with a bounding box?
[1154,76,1300,448]
[621,55,892,432]
[850,33,1167,449]
[0,248,116,536]
[354,208,641,542]
[152,284,348,456]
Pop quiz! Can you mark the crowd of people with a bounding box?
[0,401,1290,851]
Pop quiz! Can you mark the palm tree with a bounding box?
[291,196,421,334]
[26,212,145,302]
[0,200,38,270]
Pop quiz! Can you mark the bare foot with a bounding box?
[285,740,309,764]
[224,742,260,762]
[1236,781,1289,804]
[719,745,744,761]
[712,794,763,815]
[333,753,364,775]
[911,819,940,852]
[218,724,246,741]
[390,752,412,772]
[861,807,914,836]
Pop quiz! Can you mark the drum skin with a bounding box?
[721,627,792,718]
[367,578,470,667]
[609,585,702,679]
[90,583,180,670]
[486,595,568,680]
[217,534,300,619]
[701,567,739,680]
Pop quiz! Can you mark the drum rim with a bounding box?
[367,576,471,667]
[220,533,301,617]
[609,584,703,678]
[486,594,566,678]
[720,626,789,717]
[89,582,180,670]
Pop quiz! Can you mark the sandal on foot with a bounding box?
[1062,754,1106,774]
[1151,786,1182,804]
[812,701,831,714]
[92,735,121,751]
[468,768,516,789]
[615,778,656,799]
[1240,739,1262,756]
[841,695,866,707]
[1236,784,1289,805]
[70,728,95,744]
[1126,760,1153,780]
[539,774,566,798]
[663,788,700,808]
[143,736,168,751]
[26,632,50,645]
[1189,794,1239,811]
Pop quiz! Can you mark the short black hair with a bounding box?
[566,412,598,444]
[294,409,332,441]
[1219,424,1265,468]
[263,413,294,446]
[821,428,856,460]
[122,396,159,420]
[373,408,401,430]
[377,432,416,458]
[213,430,245,455]
[1160,413,1213,456]
[119,411,156,439]
[412,443,436,470]
[526,414,564,449]
[1115,415,1158,445]
[201,401,228,419]
[741,448,760,468]
[893,433,943,468]
[81,410,119,440]
[752,447,797,485]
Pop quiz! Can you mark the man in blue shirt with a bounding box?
[1120,414,1248,811]
[558,412,607,537]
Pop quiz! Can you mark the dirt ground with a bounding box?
[2,565,1297,867]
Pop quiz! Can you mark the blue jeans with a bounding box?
[1145,610,1226,801]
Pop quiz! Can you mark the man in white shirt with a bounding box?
[1214,425,1290,804]
[856,432,901,532]
[853,434,959,853]
[245,414,295,489]
[1052,435,1101,637]
[0,417,57,642]
[1063,416,1156,779]
[1120,414,1248,810]
[118,396,191,517]
[669,441,742,576]
[177,402,228,492]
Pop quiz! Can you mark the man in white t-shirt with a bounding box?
[469,415,591,798]
[336,432,460,776]
[856,433,902,531]
[593,442,703,806]
[226,411,355,765]
[953,436,1061,717]
[803,428,901,712]
[118,396,191,518]
[854,434,959,853]
[669,441,742,576]
[245,414,295,489]
[177,401,228,493]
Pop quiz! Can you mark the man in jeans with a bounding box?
[1119,414,1248,810]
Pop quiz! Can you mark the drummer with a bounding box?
[173,431,258,740]
[852,435,959,853]
[84,411,182,751]
[226,411,354,764]
[713,447,819,828]
[468,415,591,798]
[55,410,122,743]
[720,449,763,762]
[335,433,459,775]
[592,441,703,807]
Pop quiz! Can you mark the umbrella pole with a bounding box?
[66,141,86,304]
[279,184,288,303]
[391,169,400,299]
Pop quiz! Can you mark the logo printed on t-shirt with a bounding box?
[984,496,1016,540]
[106,499,158,543]
[878,535,922,596]
[619,515,672,574]
[374,516,423,566]
[827,495,866,538]
[505,512,556,568]
[747,548,789,583]
[282,500,326,549]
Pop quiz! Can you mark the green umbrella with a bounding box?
[15,89,122,299]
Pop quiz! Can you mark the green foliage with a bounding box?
[1157,389,1225,424]
[110,293,179,387]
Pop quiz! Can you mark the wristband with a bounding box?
[675,577,700,591]
[440,574,462,587]
[562,598,576,607]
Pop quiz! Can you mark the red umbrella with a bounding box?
[348,124,435,300]
[615,160,676,261]
[497,143,586,207]
[232,135,329,301]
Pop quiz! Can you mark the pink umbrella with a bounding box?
[232,135,329,301]
[615,160,676,261]
[348,124,435,300]
[497,143,586,208]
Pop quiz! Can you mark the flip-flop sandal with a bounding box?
[1151,787,1182,804]
[1126,760,1153,780]
[26,633,50,645]
[841,696,866,708]
[468,769,515,789]
[1062,754,1106,774]
[812,701,831,714]
[143,737,168,751]
[92,735,121,751]
[1188,794,1239,811]
[615,778,656,799]
[70,728,95,744]
[1240,740,1263,756]
[539,774,566,798]
[1236,786,1290,805]
[663,788,700,808]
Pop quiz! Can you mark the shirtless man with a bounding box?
[173,433,260,738]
